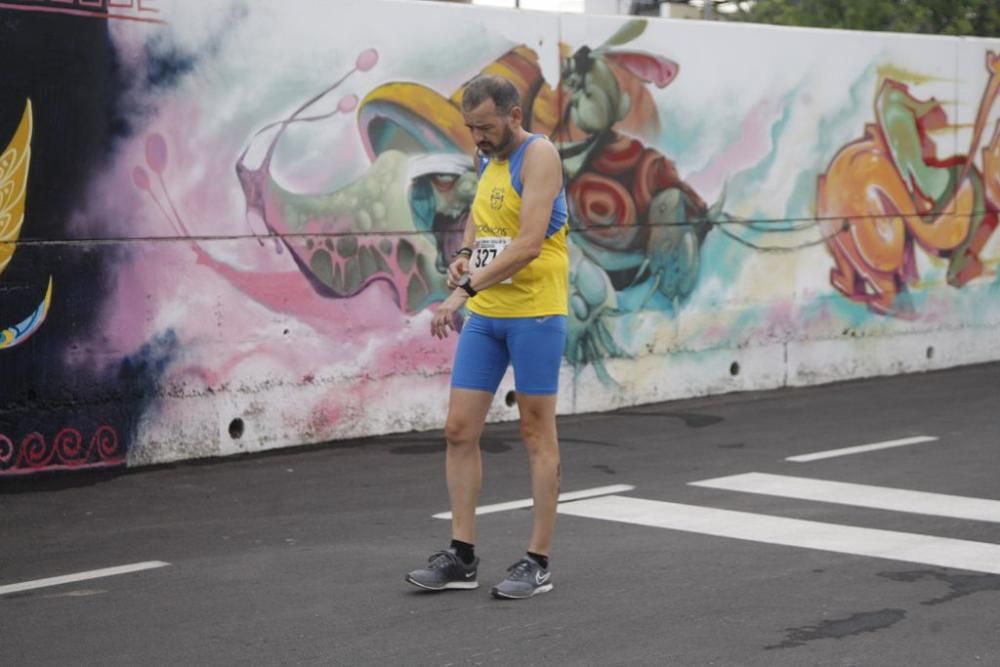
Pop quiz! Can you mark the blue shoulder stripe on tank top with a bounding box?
[509,135,568,239]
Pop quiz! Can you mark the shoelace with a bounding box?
[507,558,536,580]
[427,551,458,569]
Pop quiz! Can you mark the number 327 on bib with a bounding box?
[473,237,513,285]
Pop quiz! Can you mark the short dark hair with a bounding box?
[461,75,520,115]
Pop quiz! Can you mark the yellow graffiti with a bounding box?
[0,101,32,272]
[1,100,54,349]
[875,64,946,86]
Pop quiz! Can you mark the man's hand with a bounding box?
[447,255,470,289]
[431,290,468,339]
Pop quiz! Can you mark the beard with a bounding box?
[478,124,514,157]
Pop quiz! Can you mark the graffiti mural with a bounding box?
[554,23,717,378]
[1,0,998,475]
[818,52,1000,317]
[226,20,721,383]
[232,48,471,316]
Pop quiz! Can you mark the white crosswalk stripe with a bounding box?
[689,473,1000,523]
[785,435,939,462]
[557,495,1000,575]
[0,562,170,596]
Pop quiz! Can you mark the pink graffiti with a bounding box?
[0,425,123,476]
[688,98,782,198]
[356,49,378,72]
[133,131,405,344]
[338,95,358,113]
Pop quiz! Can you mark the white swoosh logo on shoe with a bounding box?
[465,572,476,579]
[535,571,550,585]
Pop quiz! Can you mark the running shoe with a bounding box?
[491,556,552,599]
[405,549,479,591]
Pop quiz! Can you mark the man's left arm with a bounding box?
[465,140,562,291]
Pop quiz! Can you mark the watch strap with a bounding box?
[459,276,477,297]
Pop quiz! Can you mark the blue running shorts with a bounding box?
[451,313,567,396]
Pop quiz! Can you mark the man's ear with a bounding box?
[510,105,524,128]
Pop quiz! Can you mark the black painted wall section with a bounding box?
[0,11,157,476]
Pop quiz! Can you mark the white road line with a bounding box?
[558,496,1000,575]
[432,484,635,519]
[786,436,939,462]
[690,473,1000,524]
[0,561,171,596]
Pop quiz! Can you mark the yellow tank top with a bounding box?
[466,136,569,318]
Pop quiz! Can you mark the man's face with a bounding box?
[462,99,519,158]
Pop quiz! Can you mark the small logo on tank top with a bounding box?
[490,186,505,210]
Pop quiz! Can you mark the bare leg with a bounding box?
[444,388,495,545]
[516,393,561,556]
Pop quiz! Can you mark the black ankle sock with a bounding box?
[526,551,549,569]
[450,539,476,565]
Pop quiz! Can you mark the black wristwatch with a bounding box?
[457,274,477,297]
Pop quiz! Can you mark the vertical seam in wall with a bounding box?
[557,8,577,415]
[783,341,788,387]
[953,35,961,219]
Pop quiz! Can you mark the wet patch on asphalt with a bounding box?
[766,608,907,650]
[614,410,724,428]
[879,569,1000,606]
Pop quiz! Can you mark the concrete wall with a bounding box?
[1,0,998,476]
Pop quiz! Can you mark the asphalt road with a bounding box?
[3,363,1000,666]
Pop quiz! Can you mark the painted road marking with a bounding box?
[433,484,635,519]
[557,495,1000,575]
[0,561,171,596]
[786,435,939,462]
[691,473,1000,523]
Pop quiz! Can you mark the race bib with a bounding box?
[473,236,512,284]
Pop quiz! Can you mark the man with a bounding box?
[405,75,569,600]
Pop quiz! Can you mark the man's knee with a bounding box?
[518,418,542,445]
[517,395,557,438]
[519,417,557,459]
[445,415,480,447]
